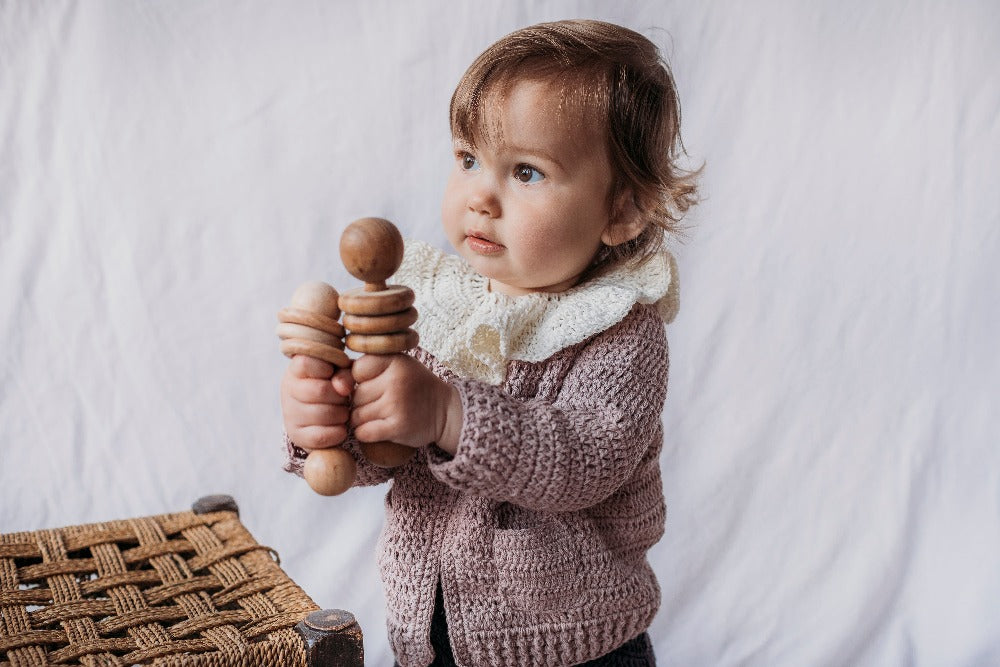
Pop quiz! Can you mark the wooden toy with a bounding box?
[277,281,356,496]
[277,217,418,494]
[337,217,419,468]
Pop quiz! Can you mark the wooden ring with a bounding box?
[276,322,345,349]
[280,338,351,367]
[345,330,419,354]
[342,308,418,335]
[338,285,414,316]
[277,307,346,338]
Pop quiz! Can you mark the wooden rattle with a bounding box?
[277,281,357,496]
[338,217,419,468]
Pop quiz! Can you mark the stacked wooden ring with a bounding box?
[338,217,419,468]
[277,281,357,496]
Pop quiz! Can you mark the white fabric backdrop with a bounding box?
[2,2,997,665]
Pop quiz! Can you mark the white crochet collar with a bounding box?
[394,240,679,385]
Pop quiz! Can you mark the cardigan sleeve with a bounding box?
[425,305,669,512]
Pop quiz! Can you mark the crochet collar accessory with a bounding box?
[394,240,679,385]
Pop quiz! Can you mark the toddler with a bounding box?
[281,19,698,667]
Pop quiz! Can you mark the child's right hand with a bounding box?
[280,355,354,451]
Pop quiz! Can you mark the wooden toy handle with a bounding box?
[278,281,356,496]
[339,218,418,469]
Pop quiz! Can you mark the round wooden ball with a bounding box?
[303,448,357,497]
[340,218,404,286]
[290,281,340,320]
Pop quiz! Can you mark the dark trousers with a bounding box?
[394,584,656,666]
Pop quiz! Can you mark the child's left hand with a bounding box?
[351,354,463,455]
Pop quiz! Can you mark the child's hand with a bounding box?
[280,355,353,451]
[351,354,463,455]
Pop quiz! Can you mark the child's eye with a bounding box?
[459,152,480,171]
[514,164,544,184]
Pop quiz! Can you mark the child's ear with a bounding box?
[602,189,647,246]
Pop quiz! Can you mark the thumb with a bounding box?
[351,354,393,384]
[331,367,355,397]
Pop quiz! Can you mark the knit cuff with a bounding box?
[282,432,307,478]
[424,376,518,495]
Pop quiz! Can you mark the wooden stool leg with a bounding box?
[192,494,240,515]
[295,609,365,666]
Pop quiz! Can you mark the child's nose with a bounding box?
[466,182,501,218]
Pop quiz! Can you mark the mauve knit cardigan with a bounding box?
[286,302,669,667]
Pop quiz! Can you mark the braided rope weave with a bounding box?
[0,499,318,666]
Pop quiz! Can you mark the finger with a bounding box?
[293,424,348,451]
[285,376,343,405]
[289,403,350,426]
[351,354,393,384]
[288,402,350,428]
[349,399,388,430]
[353,418,394,445]
[350,376,386,409]
[289,354,337,380]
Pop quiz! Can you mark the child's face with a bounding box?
[442,78,620,296]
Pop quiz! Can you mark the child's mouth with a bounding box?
[466,234,504,255]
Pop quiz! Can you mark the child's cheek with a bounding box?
[519,211,584,259]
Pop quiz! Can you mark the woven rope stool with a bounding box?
[0,495,362,666]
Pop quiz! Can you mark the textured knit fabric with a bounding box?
[392,583,656,667]
[394,240,679,385]
[285,241,673,667]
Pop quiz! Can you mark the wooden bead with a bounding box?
[342,307,417,334]
[303,448,357,496]
[337,285,414,316]
[280,338,351,368]
[277,307,346,339]
[290,281,341,319]
[345,330,420,354]
[340,217,405,288]
[276,321,345,349]
[359,441,416,468]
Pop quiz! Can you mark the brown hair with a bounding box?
[450,19,700,278]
